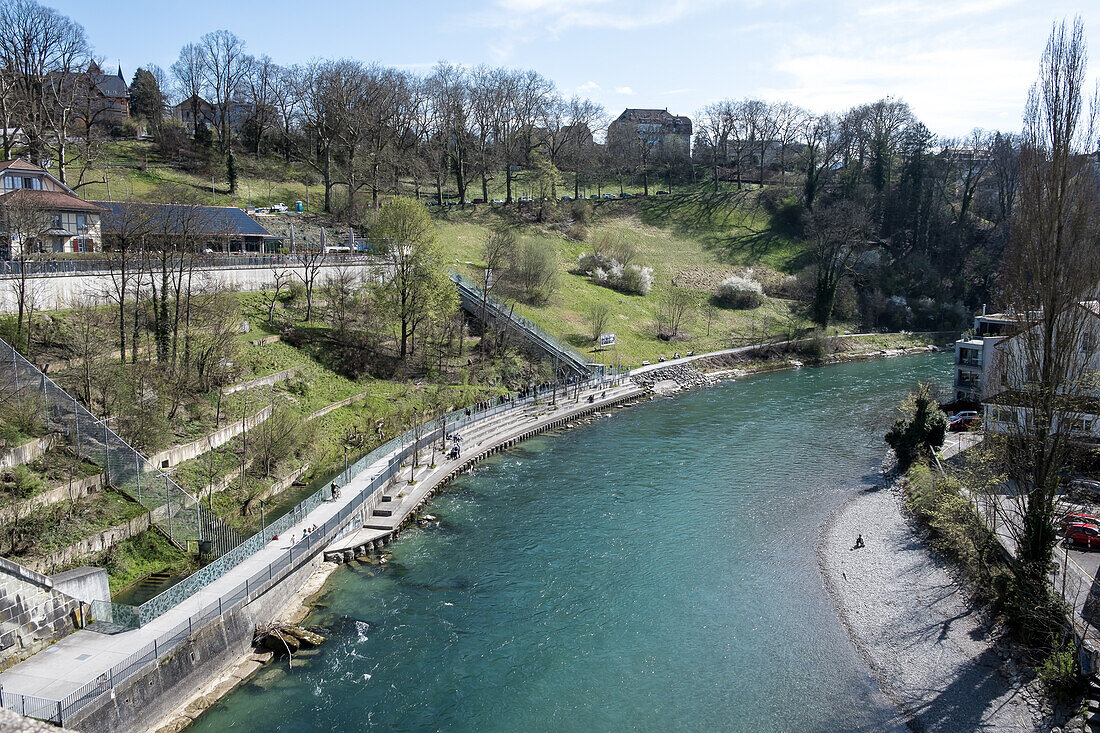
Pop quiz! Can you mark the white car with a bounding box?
[269,203,288,213]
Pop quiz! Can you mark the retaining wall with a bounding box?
[222,366,304,395]
[307,391,368,420]
[0,558,80,671]
[0,474,104,525]
[68,552,323,733]
[149,405,274,469]
[24,513,153,574]
[0,263,381,315]
[0,436,58,470]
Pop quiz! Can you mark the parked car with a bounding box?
[491,199,503,204]
[269,202,288,213]
[1064,523,1100,549]
[656,190,669,195]
[1061,511,1100,528]
[560,195,573,201]
[589,194,600,200]
[602,193,616,199]
[620,192,634,198]
[472,198,485,204]
[948,411,981,432]
[519,196,532,202]
[948,411,979,422]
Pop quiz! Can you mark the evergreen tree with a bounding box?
[129,68,164,125]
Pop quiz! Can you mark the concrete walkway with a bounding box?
[0,379,643,711]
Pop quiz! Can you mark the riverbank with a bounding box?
[173,347,947,731]
[818,478,1058,732]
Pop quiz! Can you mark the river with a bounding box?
[190,352,950,732]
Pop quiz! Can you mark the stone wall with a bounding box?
[0,557,80,671]
[222,365,304,395]
[24,513,153,574]
[149,404,273,469]
[0,473,104,525]
[0,435,58,469]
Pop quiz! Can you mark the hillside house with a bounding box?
[607,109,692,159]
[0,159,105,257]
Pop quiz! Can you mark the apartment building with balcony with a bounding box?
[952,310,1020,402]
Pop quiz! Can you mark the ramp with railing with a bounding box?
[450,271,597,376]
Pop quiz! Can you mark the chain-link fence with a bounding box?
[0,338,241,558]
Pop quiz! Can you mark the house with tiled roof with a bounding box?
[0,159,105,258]
[86,64,131,126]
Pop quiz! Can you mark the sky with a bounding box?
[43,0,1100,139]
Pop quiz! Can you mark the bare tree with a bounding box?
[0,188,49,340]
[991,18,1100,622]
[197,29,252,158]
[656,288,694,340]
[294,242,327,322]
[587,302,612,344]
[264,267,292,325]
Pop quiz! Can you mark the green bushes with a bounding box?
[885,383,948,470]
[904,462,1011,606]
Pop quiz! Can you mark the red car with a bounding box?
[949,415,981,432]
[1064,523,1100,549]
[1061,512,1100,528]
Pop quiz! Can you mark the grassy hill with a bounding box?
[63,140,824,365]
[432,198,817,366]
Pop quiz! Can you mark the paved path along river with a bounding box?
[190,353,953,733]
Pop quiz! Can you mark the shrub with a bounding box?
[885,383,948,470]
[1039,641,1080,700]
[576,251,652,295]
[799,329,829,358]
[714,275,764,309]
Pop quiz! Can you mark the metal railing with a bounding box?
[1,338,241,557]
[0,367,630,726]
[450,271,595,375]
[0,253,379,278]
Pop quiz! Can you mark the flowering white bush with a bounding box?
[715,275,764,309]
[577,252,651,295]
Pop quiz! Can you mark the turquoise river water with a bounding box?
[190,353,950,732]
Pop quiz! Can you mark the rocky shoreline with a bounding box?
[817,475,1061,732]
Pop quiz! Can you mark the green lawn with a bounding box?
[434,199,816,367]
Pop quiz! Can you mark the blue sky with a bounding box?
[46,0,1099,138]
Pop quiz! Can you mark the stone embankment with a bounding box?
[631,363,714,393]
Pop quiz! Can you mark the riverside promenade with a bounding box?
[0,378,643,728]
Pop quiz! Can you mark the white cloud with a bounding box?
[475,0,729,37]
[576,80,601,94]
[614,86,635,95]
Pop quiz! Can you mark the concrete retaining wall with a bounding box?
[0,435,58,470]
[149,405,273,469]
[25,513,153,574]
[69,552,323,733]
[0,557,80,671]
[307,391,368,421]
[48,567,109,607]
[0,263,381,315]
[0,474,104,525]
[223,366,304,395]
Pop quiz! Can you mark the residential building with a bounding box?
[952,310,1022,402]
[92,201,278,253]
[982,301,1100,442]
[83,63,130,127]
[607,109,692,159]
[170,97,254,135]
[0,159,105,257]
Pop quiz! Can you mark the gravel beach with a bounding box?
[819,480,1053,732]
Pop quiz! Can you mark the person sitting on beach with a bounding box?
[853,534,865,549]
